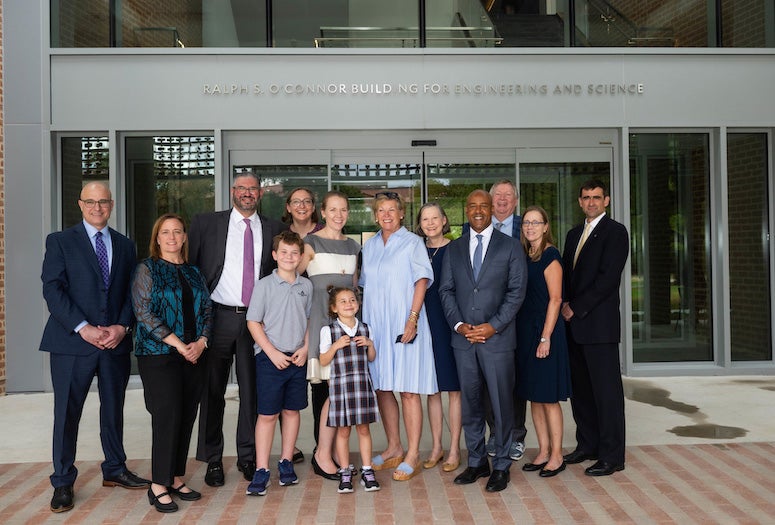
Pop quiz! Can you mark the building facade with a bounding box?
[3,0,775,392]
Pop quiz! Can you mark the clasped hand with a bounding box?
[457,322,496,344]
[80,324,126,350]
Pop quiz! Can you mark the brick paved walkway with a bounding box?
[2,442,774,524]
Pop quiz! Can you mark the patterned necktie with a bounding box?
[242,218,255,306]
[473,234,483,281]
[573,222,591,268]
[495,222,504,231]
[95,231,110,287]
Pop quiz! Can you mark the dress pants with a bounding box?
[454,344,516,472]
[50,351,130,487]
[567,338,626,464]
[484,384,528,444]
[196,307,257,464]
[139,353,205,486]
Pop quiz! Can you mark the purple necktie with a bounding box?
[242,218,255,306]
[95,231,110,287]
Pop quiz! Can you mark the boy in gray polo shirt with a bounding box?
[245,231,312,496]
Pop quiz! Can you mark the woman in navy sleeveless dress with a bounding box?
[516,206,571,477]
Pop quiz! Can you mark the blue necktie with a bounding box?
[95,231,110,287]
[473,234,483,281]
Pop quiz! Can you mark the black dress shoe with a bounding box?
[539,461,566,478]
[50,485,74,513]
[102,470,150,489]
[168,483,202,501]
[148,488,178,513]
[485,469,510,492]
[453,464,490,485]
[311,453,340,481]
[563,449,597,464]
[292,448,305,464]
[237,460,257,482]
[584,461,625,477]
[205,461,225,487]
[522,461,548,472]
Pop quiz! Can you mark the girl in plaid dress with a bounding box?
[319,287,380,493]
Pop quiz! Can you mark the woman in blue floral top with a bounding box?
[131,213,212,513]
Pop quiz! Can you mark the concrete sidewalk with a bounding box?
[1,375,774,523]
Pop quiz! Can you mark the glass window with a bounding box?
[126,136,215,260]
[233,165,328,223]
[61,136,109,228]
[52,0,266,47]
[721,0,775,47]
[425,1,505,48]
[331,163,421,238]
[574,0,708,47]
[630,133,712,362]
[727,133,771,361]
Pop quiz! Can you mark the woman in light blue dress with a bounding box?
[359,192,437,482]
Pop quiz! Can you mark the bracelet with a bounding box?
[408,310,419,324]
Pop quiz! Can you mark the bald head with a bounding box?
[78,182,113,229]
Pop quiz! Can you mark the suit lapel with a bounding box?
[458,233,476,282]
[75,223,104,282]
[478,230,501,281]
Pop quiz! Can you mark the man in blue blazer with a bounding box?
[439,189,527,492]
[190,172,288,486]
[561,179,629,476]
[40,182,148,513]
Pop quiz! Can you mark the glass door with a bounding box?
[517,147,614,255]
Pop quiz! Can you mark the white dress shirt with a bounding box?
[210,208,264,307]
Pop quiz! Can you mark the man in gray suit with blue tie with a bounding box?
[438,189,527,492]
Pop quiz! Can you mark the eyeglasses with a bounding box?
[80,199,112,208]
[233,186,260,194]
[289,198,313,207]
[522,220,546,228]
[374,191,400,201]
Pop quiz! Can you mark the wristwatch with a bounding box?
[124,325,133,335]
[539,337,547,343]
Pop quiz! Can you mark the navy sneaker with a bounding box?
[360,468,380,492]
[338,467,354,493]
[246,468,270,496]
[278,459,299,486]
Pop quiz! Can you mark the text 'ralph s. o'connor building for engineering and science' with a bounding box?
[2,0,775,392]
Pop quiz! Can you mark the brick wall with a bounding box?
[0,0,6,395]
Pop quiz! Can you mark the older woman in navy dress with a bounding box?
[516,206,571,478]
[416,203,462,472]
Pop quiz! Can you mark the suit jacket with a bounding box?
[463,214,521,240]
[438,229,527,352]
[188,209,288,294]
[40,222,136,356]
[562,214,629,345]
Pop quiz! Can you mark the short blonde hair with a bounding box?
[371,191,404,223]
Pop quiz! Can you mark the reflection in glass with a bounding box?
[630,133,712,362]
[233,165,328,222]
[331,163,421,237]
[727,133,771,361]
[519,162,610,254]
[61,137,109,228]
[126,136,215,260]
[427,164,514,237]
[721,0,774,47]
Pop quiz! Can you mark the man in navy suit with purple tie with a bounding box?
[41,182,148,513]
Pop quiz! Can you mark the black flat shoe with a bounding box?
[148,488,178,513]
[584,461,624,477]
[539,462,566,478]
[522,461,548,472]
[169,483,202,501]
[311,453,340,481]
[292,448,305,464]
